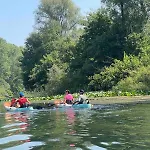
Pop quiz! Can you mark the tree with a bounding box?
[28,37,75,93]
[21,32,44,90]
[35,0,81,35]
[68,10,122,91]
[102,0,150,34]
[89,54,142,91]
[22,0,81,91]
[0,38,23,96]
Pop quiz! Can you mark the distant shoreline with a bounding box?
[88,95,150,105]
[30,95,150,105]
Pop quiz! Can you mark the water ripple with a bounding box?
[3,141,45,150]
[1,123,28,129]
[87,145,107,150]
[0,134,32,145]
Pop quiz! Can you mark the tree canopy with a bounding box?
[0,38,23,96]
[1,0,150,97]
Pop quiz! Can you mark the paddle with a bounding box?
[54,99,64,104]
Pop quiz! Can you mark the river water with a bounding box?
[0,102,150,150]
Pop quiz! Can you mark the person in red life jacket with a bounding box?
[16,92,31,108]
[10,98,17,107]
[64,90,74,104]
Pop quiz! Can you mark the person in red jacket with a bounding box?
[17,92,30,108]
[10,98,17,107]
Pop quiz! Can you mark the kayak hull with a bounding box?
[4,106,34,112]
[73,104,92,109]
[3,102,34,112]
[57,103,92,109]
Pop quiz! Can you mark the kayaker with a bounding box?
[64,90,74,104]
[16,92,31,108]
[10,98,17,107]
[74,89,89,104]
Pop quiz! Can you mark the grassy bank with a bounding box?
[28,95,150,105]
[1,91,150,105]
[88,95,150,105]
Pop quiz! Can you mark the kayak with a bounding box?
[57,103,93,109]
[3,102,34,112]
[73,103,92,109]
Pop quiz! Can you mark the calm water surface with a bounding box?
[0,102,150,150]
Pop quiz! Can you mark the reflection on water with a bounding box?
[3,112,30,133]
[0,110,45,150]
[87,144,107,150]
[3,141,45,150]
[0,134,32,145]
[1,103,150,149]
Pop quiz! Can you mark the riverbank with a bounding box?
[30,95,150,108]
[88,95,150,104]
[1,95,150,110]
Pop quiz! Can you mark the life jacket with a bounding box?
[11,98,17,106]
[17,97,28,106]
[65,94,73,100]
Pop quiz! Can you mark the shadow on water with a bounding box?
[1,102,150,149]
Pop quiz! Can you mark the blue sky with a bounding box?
[0,0,100,46]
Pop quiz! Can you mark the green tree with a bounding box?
[35,0,81,35]
[68,10,123,91]
[22,32,44,90]
[102,0,149,34]
[29,37,75,93]
[89,54,141,91]
[22,0,81,92]
[0,38,23,96]
[113,66,150,93]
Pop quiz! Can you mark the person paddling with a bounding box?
[16,92,31,108]
[10,98,17,107]
[74,89,89,104]
[64,90,74,104]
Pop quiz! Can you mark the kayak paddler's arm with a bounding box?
[63,99,66,104]
[63,96,67,104]
[27,98,31,104]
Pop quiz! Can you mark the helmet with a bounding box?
[19,92,24,97]
[79,89,84,94]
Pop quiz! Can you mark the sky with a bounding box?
[0,0,100,46]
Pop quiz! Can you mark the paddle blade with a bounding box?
[4,101,20,107]
[4,102,11,107]
[54,99,63,104]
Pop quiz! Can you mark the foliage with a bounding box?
[22,0,81,92]
[114,66,150,93]
[67,0,150,92]
[89,54,142,91]
[2,0,150,96]
[68,10,116,92]
[0,38,24,96]
[35,0,81,35]
[102,0,149,34]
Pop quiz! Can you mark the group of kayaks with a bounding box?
[3,101,93,112]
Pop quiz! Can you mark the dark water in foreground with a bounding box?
[0,103,150,150]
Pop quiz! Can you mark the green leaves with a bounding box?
[114,66,150,93]
[89,54,141,91]
[0,38,23,96]
[20,0,150,95]
[35,0,81,34]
